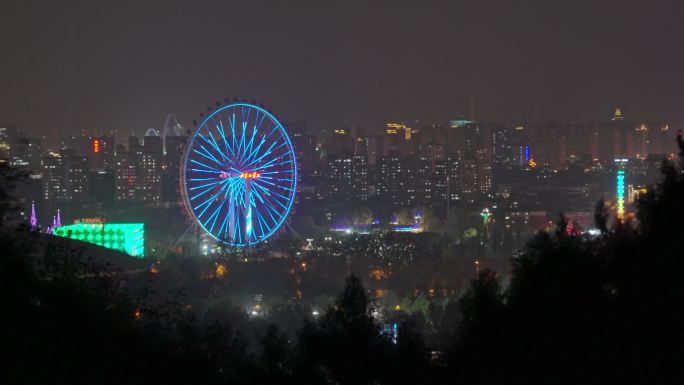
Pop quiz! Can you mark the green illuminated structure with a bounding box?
[52,223,145,258]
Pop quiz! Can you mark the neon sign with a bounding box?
[218,171,261,179]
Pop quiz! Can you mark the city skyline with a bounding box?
[3,0,684,136]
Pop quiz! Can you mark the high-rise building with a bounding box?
[459,158,478,203]
[88,136,115,171]
[596,109,634,162]
[11,136,42,172]
[162,135,188,202]
[491,125,511,167]
[113,137,161,204]
[89,170,115,207]
[415,155,433,203]
[326,152,368,201]
[0,124,18,161]
[132,144,162,203]
[385,123,412,156]
[328,154,353,200]
[325,127,355,155]
[42,150,88,202]
[115,152,137,202]
[509,126,531,167]
[144,134,163,158]
[433,160,448,202]
[634,124,648,159]
[376,155,417,207]
[352,153,368,201]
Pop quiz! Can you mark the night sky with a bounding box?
[2,0,684,137]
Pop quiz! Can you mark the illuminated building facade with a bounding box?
[352,154,369,201]
[328,154,353,199]
[327,153,369,201]
[88,136,115,171]
[376,155,417,207]
[114,137,161,204]
[52,220,145,258]
[115,152,137,201]
[42,150,89,202]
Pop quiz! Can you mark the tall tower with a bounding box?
[615,158,628,222]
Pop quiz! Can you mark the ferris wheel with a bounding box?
[180,102,297,246]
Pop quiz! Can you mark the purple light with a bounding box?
[30,201,37,230]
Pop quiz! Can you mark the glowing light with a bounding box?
[617,170,625,221]
[480,208,491,225]
[93,139,100,153]
[51,223,145,258]
[240,172,260,179]
[528,158,537,168]
[182,103,297,247]
[215,263,227,278]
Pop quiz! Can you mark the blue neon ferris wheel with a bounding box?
[181,102,297,246]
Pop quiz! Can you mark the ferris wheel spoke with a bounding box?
[190,180,223,191]
[241,125,278,166]
[255,210,267,238]
[242,136,268,169]
[206,130,229,162]
[214,120,236,158]
[229,113,238,153]
[238,124,259,168]
[259,170,292,176]
[205,200,225,233]
[255,207,273,237]
[190,159,223,173]
[242,139,279,170]
[195,182,230,214]
[250,154,280,171]
[250,186,281,225]
[189,177,216,181]
[198,144,223,164]
[238,121,248,157]
[197,131,226,162]
[243,138,288,170]
[233,214,243,244]
[242,105,251,125]
[263,200,282,225]
[190,181,226,200]
[193,147,223,166]
[217,204,232,238]
[253,158,293,172]
[259,176,295,185]
[253,177,293,191]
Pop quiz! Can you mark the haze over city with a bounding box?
[3,0,684,136]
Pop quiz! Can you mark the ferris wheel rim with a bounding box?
[180,102,298,247]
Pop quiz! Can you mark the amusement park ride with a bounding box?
[180,101,298,247]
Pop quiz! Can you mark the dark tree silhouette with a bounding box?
[295,274,390,384]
